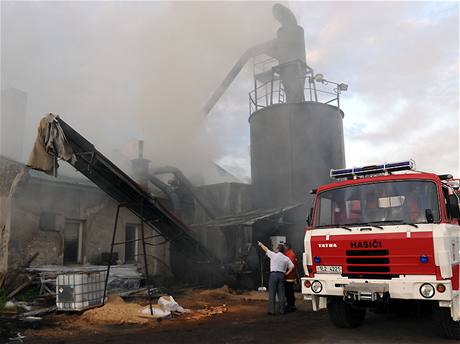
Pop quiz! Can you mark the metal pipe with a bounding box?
[312,78,318,102]
[103,203,121,304]
[140,202,154,316]
[270,79,274,105]
[201,40,276,116]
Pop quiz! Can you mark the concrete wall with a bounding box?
[0,156,23,273]
[0,196,11,273]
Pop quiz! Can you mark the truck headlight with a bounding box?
[311,280,323,293]
[420,283,435,298]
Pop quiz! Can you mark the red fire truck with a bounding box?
[301,160,460,338]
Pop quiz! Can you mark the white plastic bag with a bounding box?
[158,295,191,313]
[141,306,171,318]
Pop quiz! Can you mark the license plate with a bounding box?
[316,265,342,274]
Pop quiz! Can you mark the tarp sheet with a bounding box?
[26,113,76,176]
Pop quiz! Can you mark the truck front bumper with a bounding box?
[301,274,452,302]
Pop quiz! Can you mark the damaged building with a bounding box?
[0,155,171,282]
[0,139,255,287]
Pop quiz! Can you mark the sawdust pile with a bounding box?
[193,285,268,303]
[80,295,148,325]
[77,286,257,326]
[195,285,240,301]
[185,305,228,321]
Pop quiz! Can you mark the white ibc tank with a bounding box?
[56,270,106,311]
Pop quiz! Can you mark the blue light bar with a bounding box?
[330,160,416,179]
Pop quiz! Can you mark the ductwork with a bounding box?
[151,166,218,220]
[272,3,298,26]
[148,173,181,213]
[202,3,307,116]
[201,40,275,116]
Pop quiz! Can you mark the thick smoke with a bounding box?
[1,1,278,180]
[2,2,458,179]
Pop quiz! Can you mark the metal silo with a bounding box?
[249,101,346,209]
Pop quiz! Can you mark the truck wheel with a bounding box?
[327,297,366,328]
[433,304,460,339]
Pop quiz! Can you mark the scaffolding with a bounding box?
[249,56,346,115]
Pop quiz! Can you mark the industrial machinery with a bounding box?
[54,117,224,285]
[202,3,347,256]
[301,160,460,338]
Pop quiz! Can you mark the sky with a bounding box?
[1,1,459,182]
[213,1,460,179]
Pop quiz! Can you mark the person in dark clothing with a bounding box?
[284,242,298,312]
[258,241,294,315]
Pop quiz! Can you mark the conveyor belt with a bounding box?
[56,117,222,269]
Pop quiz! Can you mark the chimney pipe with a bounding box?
[138,140,144,159]
[131,140,150,192]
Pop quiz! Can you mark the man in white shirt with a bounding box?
[258,241,294,315]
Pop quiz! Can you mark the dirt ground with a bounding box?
[5,287,455,344]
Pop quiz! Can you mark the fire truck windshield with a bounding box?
[315,180,440,227]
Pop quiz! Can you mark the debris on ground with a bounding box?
[6,277,33,300]
[4,301,17,310]
[118,286,168,300]
[185,305,228,321]
[19,287,275,341]
[1,252,40,310]
[118,287,148,298]
[80,294,192,325]
[8,331,26,342]
[0,315,56,343]
[21,306,57,317]
[25,264,143,296]
[4,253,39,292]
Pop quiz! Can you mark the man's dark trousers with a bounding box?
[268,272,286,314]
[285,280,296,311]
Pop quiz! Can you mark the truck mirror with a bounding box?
[448,194,460,218]
[425,209,434,223]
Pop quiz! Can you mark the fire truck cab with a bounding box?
[301,160,460,338]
